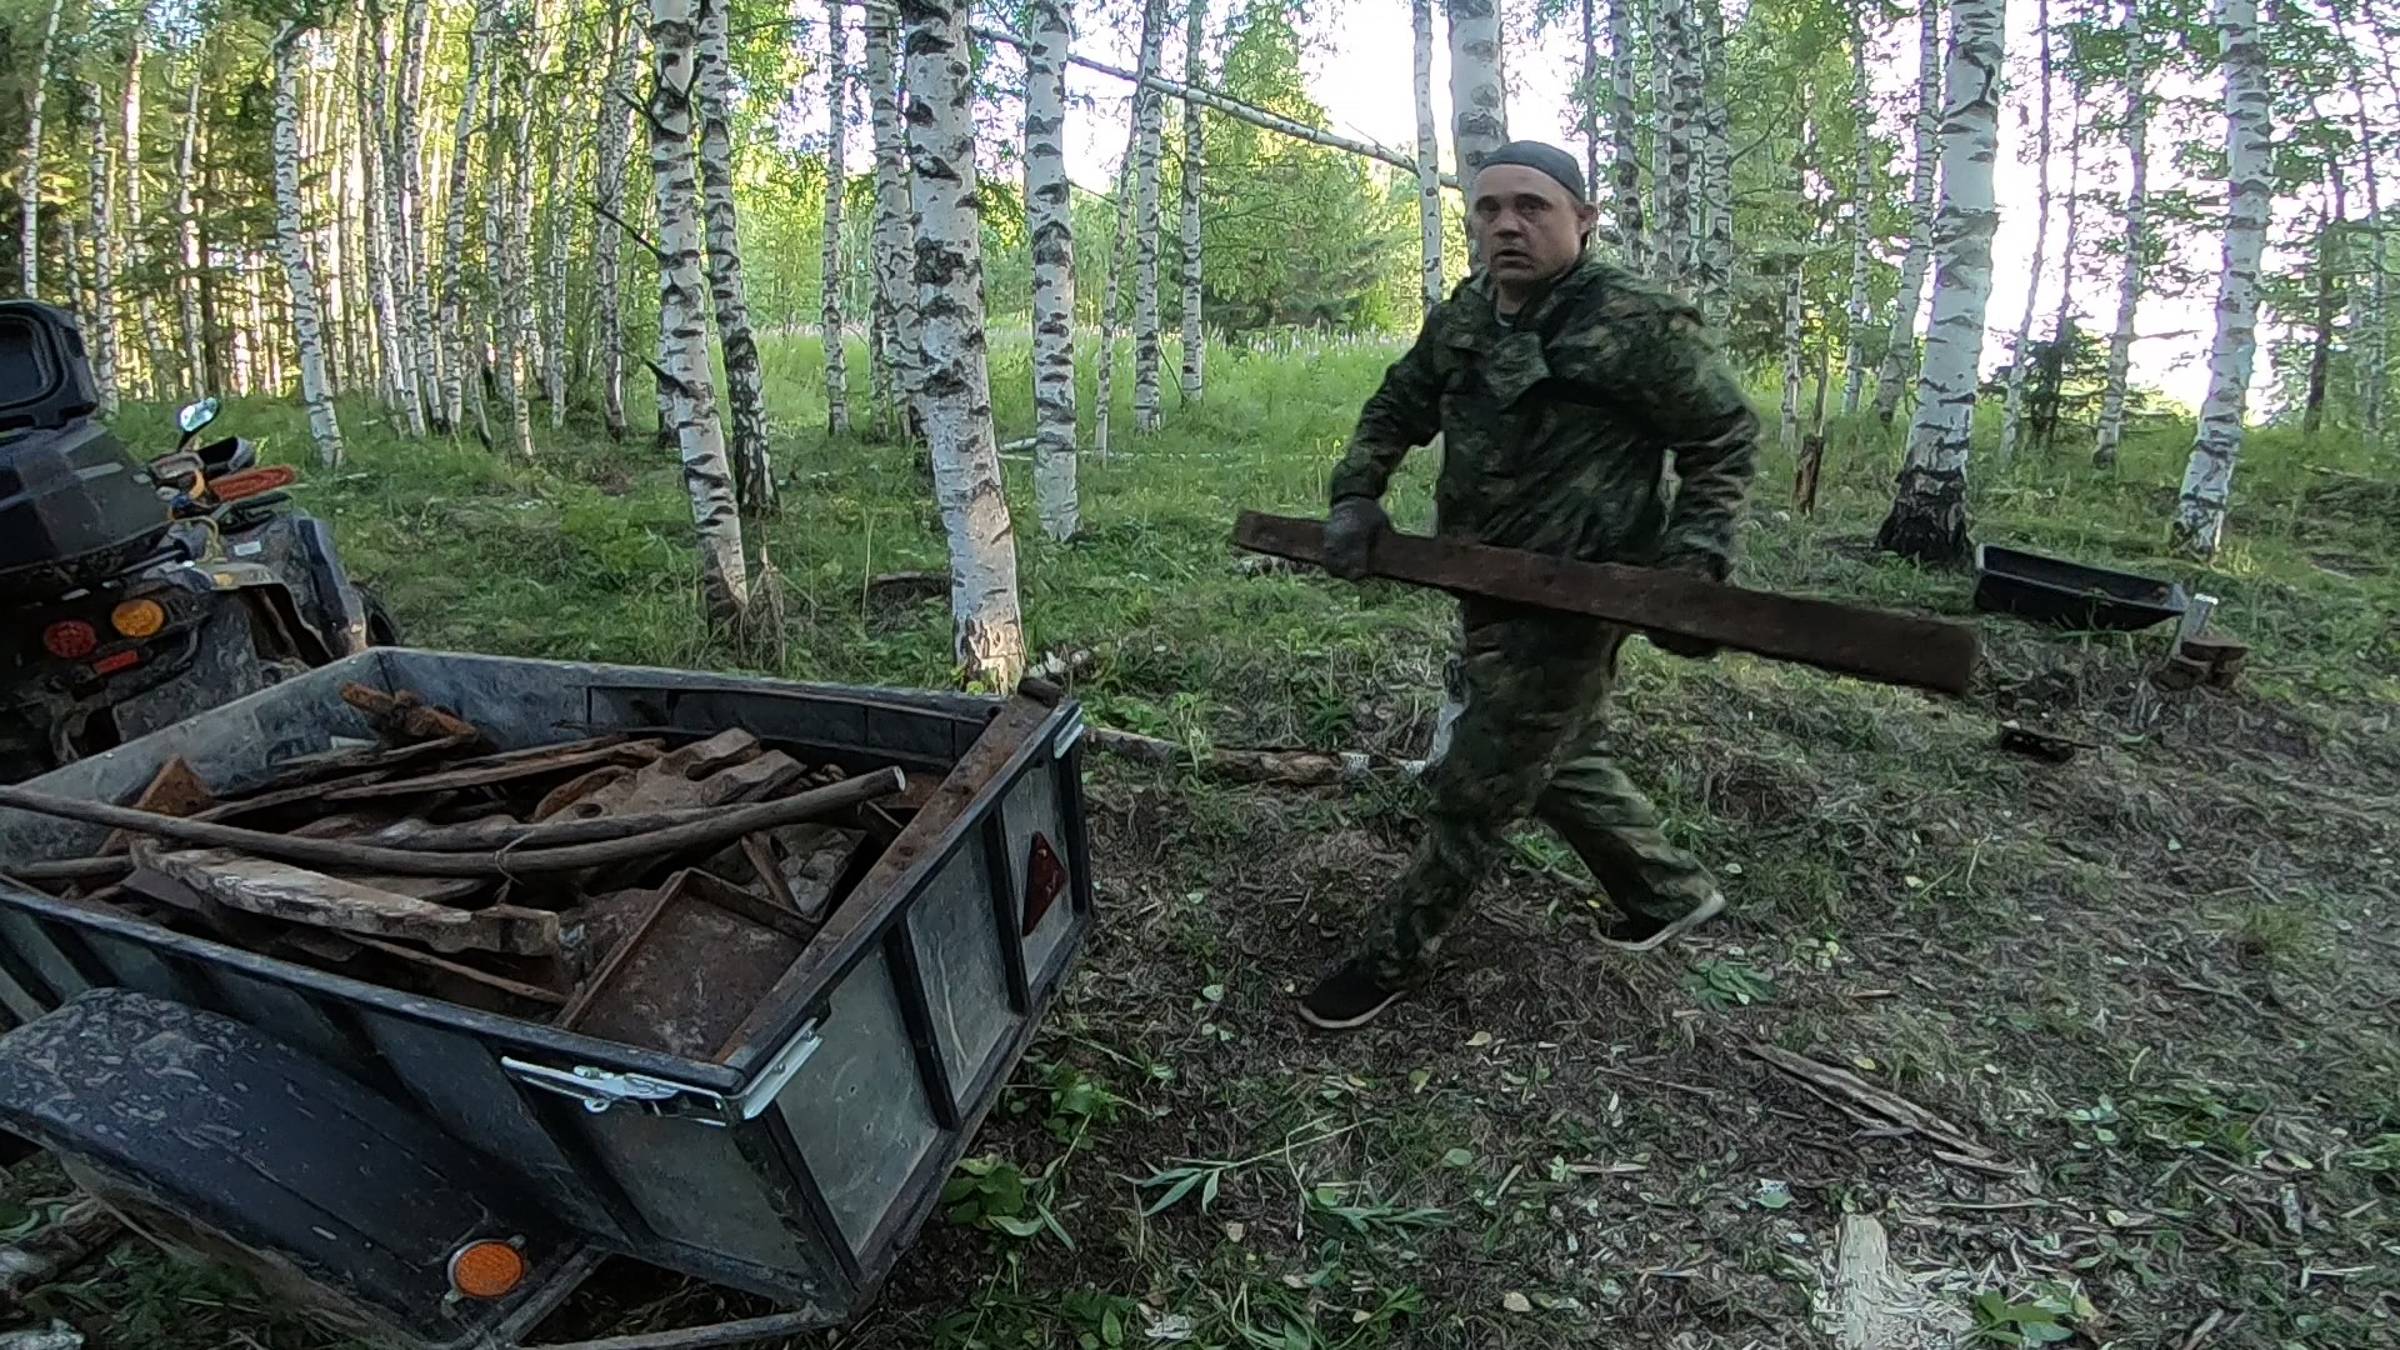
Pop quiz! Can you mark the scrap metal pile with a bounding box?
[0,683,914,1061]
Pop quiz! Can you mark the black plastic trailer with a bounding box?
[0,649,1094,1349]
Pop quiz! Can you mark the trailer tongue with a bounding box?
[0,649,1094,1350]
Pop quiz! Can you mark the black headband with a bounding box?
[1475,141,1588,202]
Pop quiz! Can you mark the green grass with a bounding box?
[13,333,2400,1346]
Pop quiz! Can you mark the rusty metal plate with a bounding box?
[559,869,815,1061]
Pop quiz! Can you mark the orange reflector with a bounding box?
[91,649,142,676]
[111,599,167,638]
[447,1239,527,1300]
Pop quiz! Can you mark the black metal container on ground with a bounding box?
[1971,543,2190,632]
[0,649,1094,1350]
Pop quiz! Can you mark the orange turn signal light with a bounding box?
[447,1239,527,1300]
[111,599,167,638]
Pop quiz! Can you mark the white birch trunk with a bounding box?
[2341,22,2386,442]
[1876,0,2003,564]
[1658,0,1694,287]
[1178,0,1207,404]
[399,0,441,414]
[1129,0,1169,433]
[1026,0,1078,542]
[506,18,540,461]
[1445,0,1509,199]
[368,14,429,436]
[1996,0,2052,467]
[1839,25,1874,416]
[593,5,637,441]
[384,2,431,435]
[2093,0,2147,466]
[1695,0,1733,324]
[351,22,393,405]
[120,32,153,401]
[270,29,344,468]
[84,89,121,416]
[438,0,497,434]
[1412,0,1444,308]
[693,0,776,511]
[1608,0,1644,272]
[2173,0,2270,555]
[175,74,205,397]
[901,0,1024,690]
[17,0,67,297]
[648,0,750,621]
[1780,261,1805,460]
[821,6,852,435]
[1094,161,1134,459]
[1873,0,1943,425]
[864,8,922,439]
[538,14,577,430]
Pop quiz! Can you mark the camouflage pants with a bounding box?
[1367,601,1718,985]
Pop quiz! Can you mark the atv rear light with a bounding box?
[41,620,98,660]
[91,649,143,676]
[447,1239,527,1300]
[111,599,167,638]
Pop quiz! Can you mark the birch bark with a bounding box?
[1129,0,1168,433]
[2094,0,2148,467]
[864,8,922,439]
[18,0,68,297]
[1178,0,1207,404]
[820,5,852,435]
[1026,0,1079,541]
[693,0,776,510]
[1873,0,1943,424]
[271,27,345,468]
[1412,0,1444,308]
[1996,0,2053,466]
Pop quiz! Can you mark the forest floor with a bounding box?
[6,333,2399,1348]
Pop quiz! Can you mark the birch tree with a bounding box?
[1839,25,1874,416]
[1178,0,1208,405]
[1873,0,1943,424]
[1446,0,1509,196]
[120,32,159,402]
[1094,159,1134,459]
[174,73,205,396]
[2093,0,2148,467]
[18,0,67,297]
[398,0,440,418]
[593,5,637,441]
[647,0,750,622]
[694,0,776,511]
[83,87,121,416]
[2337,12,2387,443]
[1412,0,1444,308]
[1608,0,1644,272]
[821,7,852,435]
[1996,0,2054,466]
[370,8,430,436]
[1876,0,2004,564]
[537,13,581,431]
[1695,0,1734,323]
[864,8,922,439]
[505,13,545,459]
[2172,0,2270,555]
[1657,0,1695,286]
[1780,259,1806,460]
[438,0,498,432]
[901,0,1024,689]
[1026,0,1078,541]
[270,27,344,468]
[1130,0,1169,433]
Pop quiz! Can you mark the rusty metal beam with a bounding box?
[1232,512,1978,696]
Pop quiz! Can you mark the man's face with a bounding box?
[1470,165,1596,289]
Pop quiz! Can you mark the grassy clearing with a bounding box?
[11,334,2400,1347]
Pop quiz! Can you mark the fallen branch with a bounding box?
[0,1199,122,1301]
[0,770,904,879]
[1744,1042,1994,1163]
[1088,728,1423,786]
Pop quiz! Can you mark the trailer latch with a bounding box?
[501,1024,822,1127]
[499,1059,733,1125]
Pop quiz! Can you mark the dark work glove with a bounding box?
[1648,552,1729,659]
[1323,496,1390,580]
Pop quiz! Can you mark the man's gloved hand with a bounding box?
[1648,552,1728,659]
[1323,496,1390,580]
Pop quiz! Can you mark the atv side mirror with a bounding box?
[176,397,221,445]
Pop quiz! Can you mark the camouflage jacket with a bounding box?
[1329,252,1760,576]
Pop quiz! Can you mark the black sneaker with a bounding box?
[1299,959,1406,1030]
[1597,891,1726,954]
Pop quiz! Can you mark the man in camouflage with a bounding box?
[1299,140,1761,1030]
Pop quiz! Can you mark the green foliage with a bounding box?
[1966,1284,2091,1346]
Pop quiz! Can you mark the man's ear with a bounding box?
[1577,201,1601,233]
